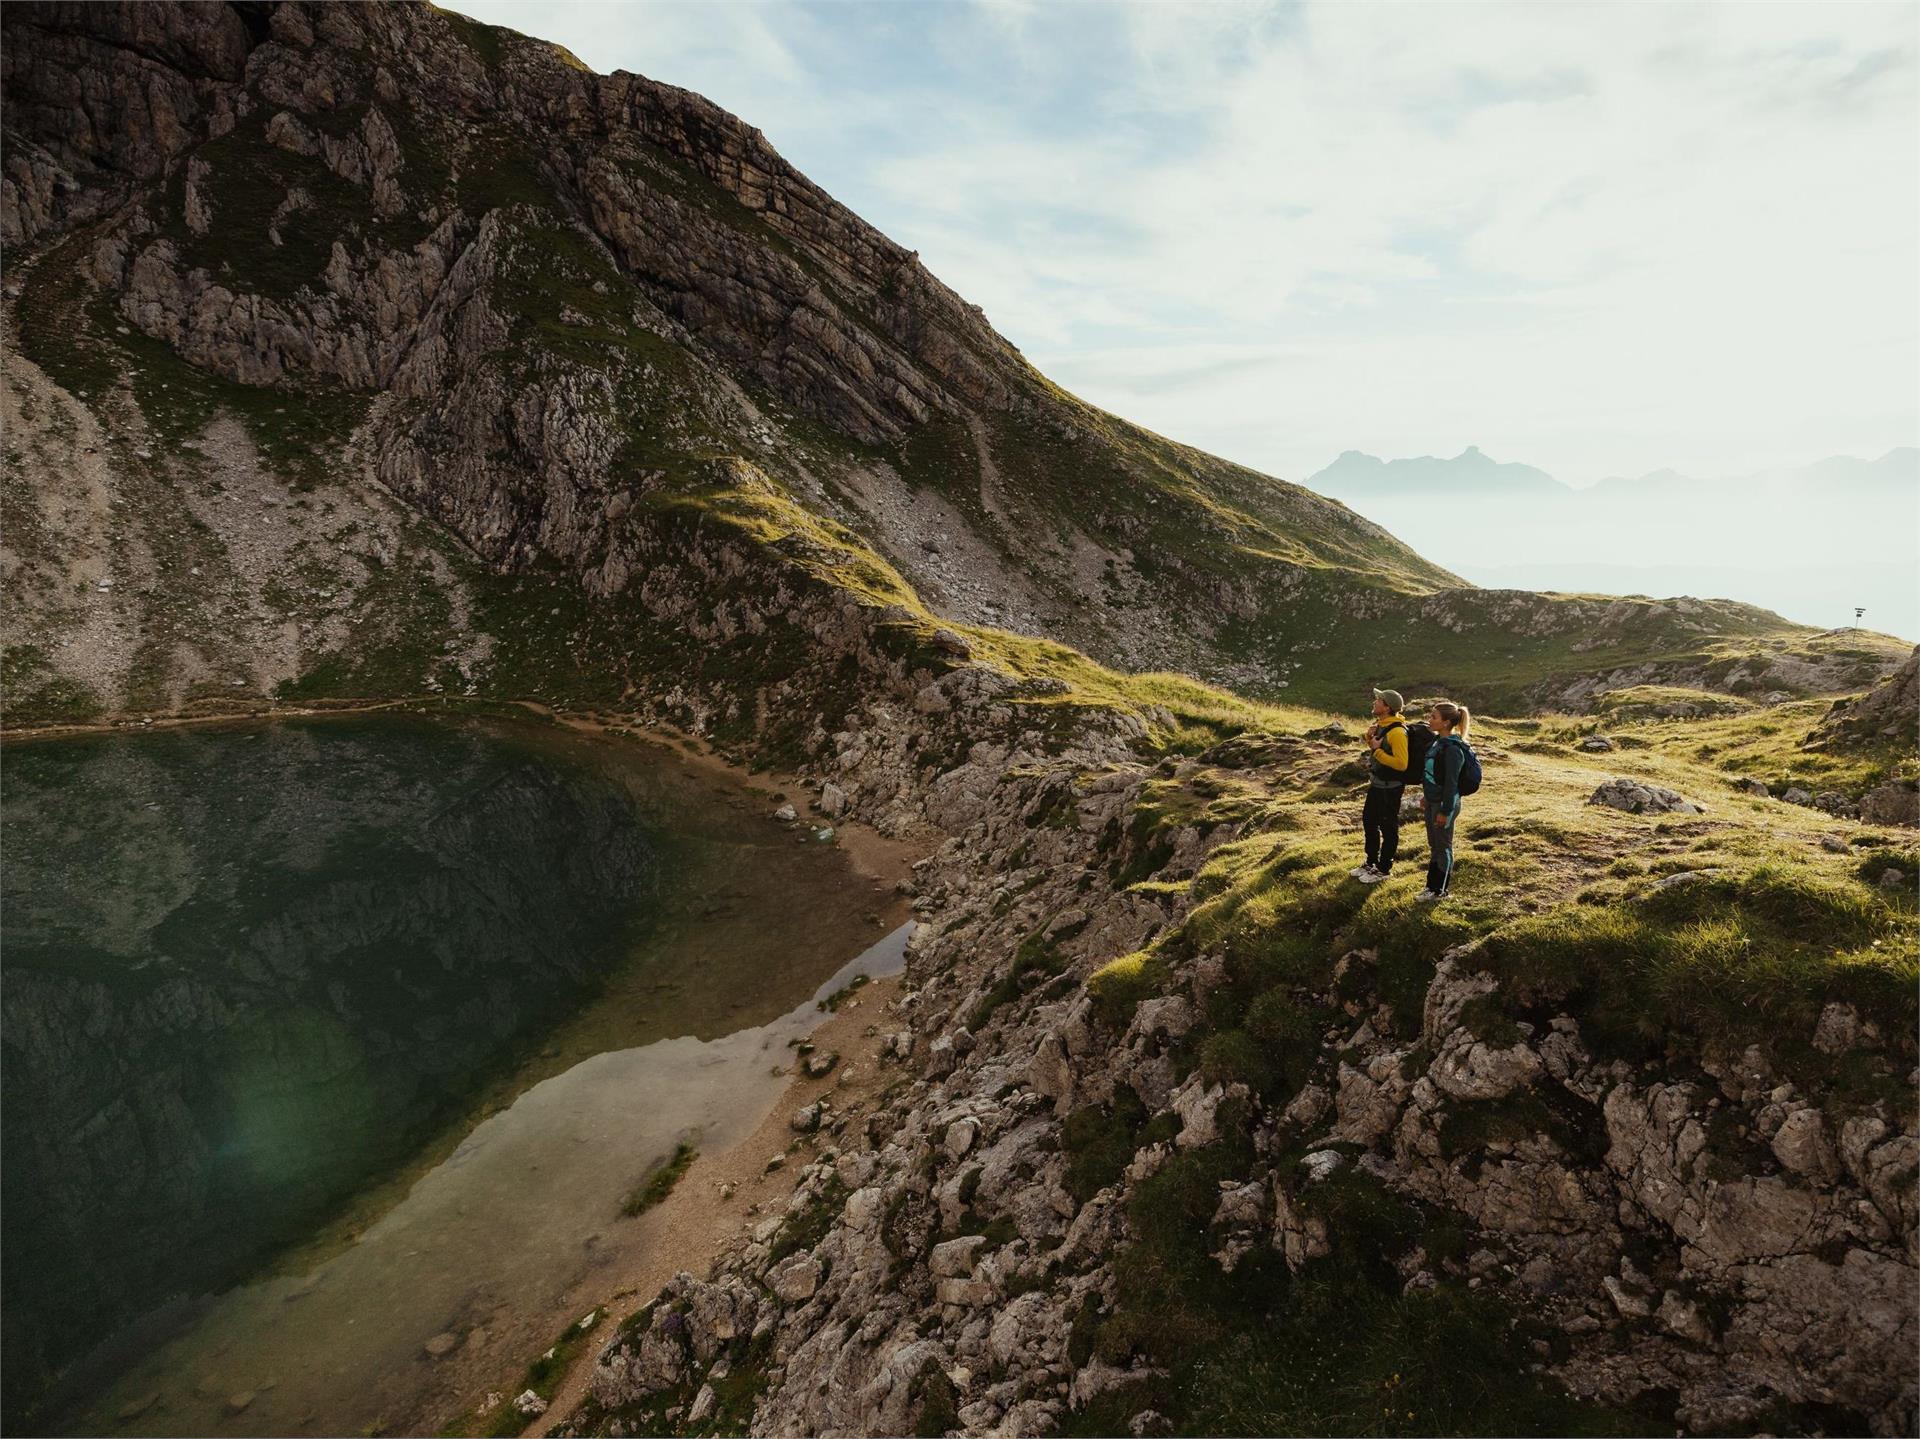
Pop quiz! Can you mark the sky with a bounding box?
[446,0,1920,489]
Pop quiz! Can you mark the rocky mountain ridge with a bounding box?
[2,0,1907,728]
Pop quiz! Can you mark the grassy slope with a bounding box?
[1065,706,1915,1436]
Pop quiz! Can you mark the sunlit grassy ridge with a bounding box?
[1062,703,1915,1437]
[1092,715,1917,1084]
[657,461,1321,752]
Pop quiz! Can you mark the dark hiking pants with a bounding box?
[1363,784,1402,872]
[1425,797,1461,894]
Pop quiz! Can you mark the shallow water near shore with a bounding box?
[0,713,905,1435]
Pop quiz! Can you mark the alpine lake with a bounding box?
[1,710,909,1436]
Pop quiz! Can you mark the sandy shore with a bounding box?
[510,970,909,1438]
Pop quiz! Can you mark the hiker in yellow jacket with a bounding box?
[1352,687,1409,884]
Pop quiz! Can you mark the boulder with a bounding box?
[767,1252,822,1303]
[687,1384,717,1425]
[1579,735,1616,752]
[843,1186,885,1232]
[1588,777,1704,815]
[790,1101,826,1133]
[1657,1290,1714,1346]
[818,782,849,817]
[1281,1083,1332,1131]
[1859,779,1919,828]
[930,1235,987,1278]
[930,627,973,658]
[1770,1108,1839,1182]
[1811,1003,1862,1055]
[935,1277,996,1306]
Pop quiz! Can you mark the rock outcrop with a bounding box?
[1588,776,1705,815]
[566,716,1917,1438]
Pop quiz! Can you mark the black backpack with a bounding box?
[1404,721,1436,781]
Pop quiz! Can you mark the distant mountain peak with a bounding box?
[1307,446,1565,498]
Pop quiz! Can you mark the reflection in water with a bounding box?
[78,923,912,1439]
[1,716,894,1435]
[2,719,663,1425]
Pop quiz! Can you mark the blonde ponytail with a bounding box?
[1433,700,1471,737]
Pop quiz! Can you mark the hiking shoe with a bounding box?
[1350,864,1379,881]
[1357,867,1391,885]
[1414,888,1439,901]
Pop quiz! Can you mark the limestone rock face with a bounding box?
[1859,779,1920,829]
[1815,645,1919,748]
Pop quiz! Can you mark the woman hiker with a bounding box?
[1420,699,1472,901]
[1353,688,1410,884]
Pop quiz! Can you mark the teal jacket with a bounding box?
[1423,734,1468,809]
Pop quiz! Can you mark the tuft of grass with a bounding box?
[766,1178,849,1264]
[439,1311,603,1438]
[1087,950,1166,1025]
[817,972,871,1013]
[970,927,1072,1030]
[1061,1086,1176,1205]
[622,1141,697,1216]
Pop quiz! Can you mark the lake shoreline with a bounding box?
[2,696,932,904]
[456,969,911,1439]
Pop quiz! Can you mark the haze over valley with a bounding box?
[1305,445,1920,639]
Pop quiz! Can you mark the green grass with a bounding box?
[566,1324,776,1439]
[766,1178,849,1265]
[969,926,1074,1029]
[0,646,103,726]
[1472,865,1916,1087]
[817,973,871,1013]
[14,230,369,485]
[1060,1086,1176,1204]
[623,1142,697,1216]
[156,110,363,303]
[1085,707,1918,1122]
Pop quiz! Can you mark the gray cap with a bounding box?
[1372,688,1404,713]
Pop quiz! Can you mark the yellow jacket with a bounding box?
[1367,715,1409,783]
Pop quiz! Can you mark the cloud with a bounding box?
[441,0,1919,485]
